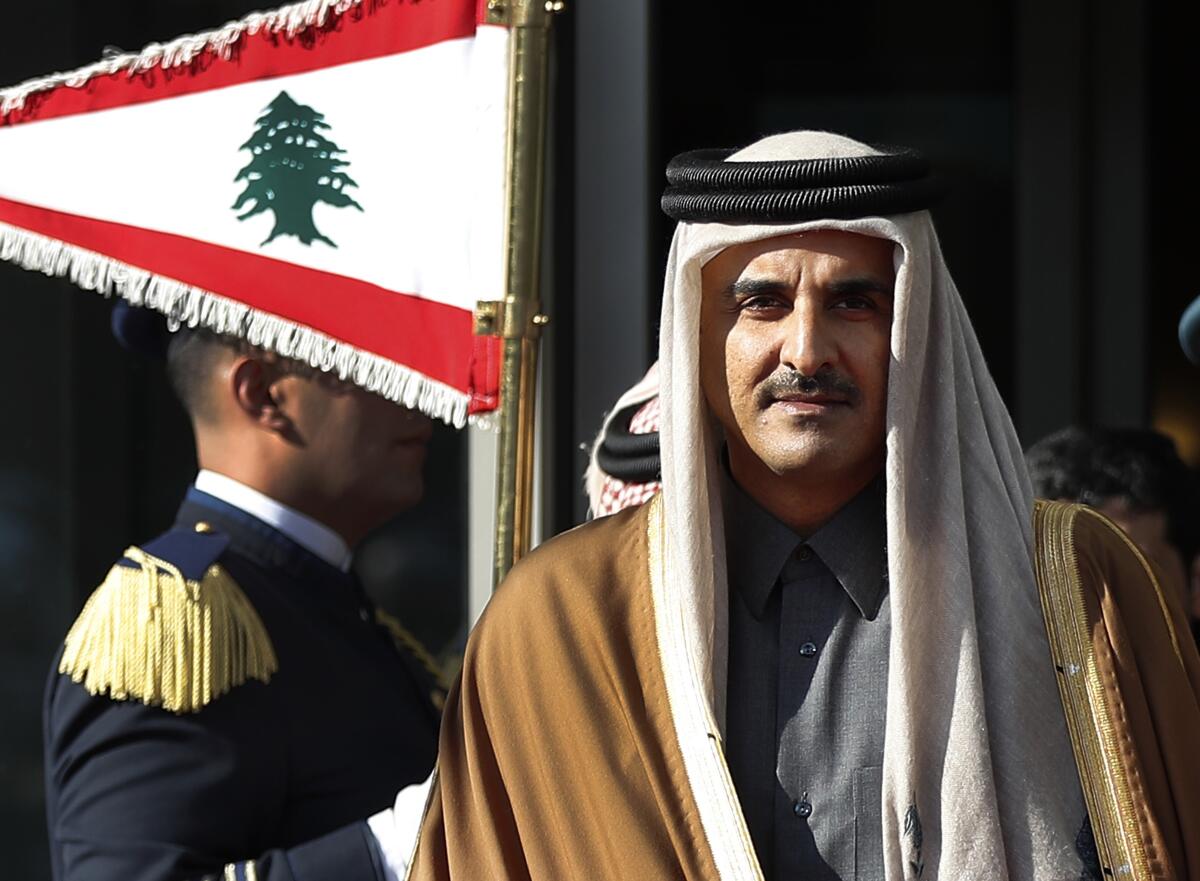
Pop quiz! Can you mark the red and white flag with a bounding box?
[0,0,507,426]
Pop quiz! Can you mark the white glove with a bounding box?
[366,773,435,881]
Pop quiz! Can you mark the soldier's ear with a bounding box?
[230,356,291,434]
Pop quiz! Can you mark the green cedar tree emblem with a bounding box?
[232,90,362,248]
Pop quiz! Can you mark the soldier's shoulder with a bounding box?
[135,521,233,578]
[57,522,278,714]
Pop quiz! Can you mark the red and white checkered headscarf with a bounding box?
[584,363,662,517]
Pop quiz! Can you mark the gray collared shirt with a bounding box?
[723,472,889,881]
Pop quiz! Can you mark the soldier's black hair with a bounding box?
[164,328,236,424]
[165,330,324,425]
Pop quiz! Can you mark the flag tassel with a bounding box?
[0,220,474,427]
[1,0,391,118]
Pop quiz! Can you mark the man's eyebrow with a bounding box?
[722,277,791,299]
[828,276,894,298]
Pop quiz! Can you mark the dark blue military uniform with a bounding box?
[44,487,444,881]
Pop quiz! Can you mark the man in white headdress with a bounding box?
[405,131,1200,881]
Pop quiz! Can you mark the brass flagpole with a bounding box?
[482,0,560,586]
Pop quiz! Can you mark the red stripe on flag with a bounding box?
[0,195,499,411]
[3,0,494,127]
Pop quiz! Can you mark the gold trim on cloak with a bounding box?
[1033,500,1150,880]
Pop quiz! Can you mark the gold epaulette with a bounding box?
[59,546,278,714]
[374,608,451,708]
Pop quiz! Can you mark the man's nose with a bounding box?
[779,304,835,375]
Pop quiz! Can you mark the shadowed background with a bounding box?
[2,2,1195,876]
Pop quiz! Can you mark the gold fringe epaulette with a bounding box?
[59,546,278,714]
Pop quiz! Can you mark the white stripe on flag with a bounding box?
[0,27,509,311]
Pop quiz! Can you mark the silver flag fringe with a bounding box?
[0,220,472,427]
[1,0,379,117]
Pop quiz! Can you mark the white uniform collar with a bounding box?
[194,469,353,572]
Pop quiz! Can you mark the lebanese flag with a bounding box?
[0,0,507,426]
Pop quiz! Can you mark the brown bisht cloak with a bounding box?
[1034,501,1200,880]
[408,500,724,879]
[407,498,1200,880]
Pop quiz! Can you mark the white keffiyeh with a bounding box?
[652,131,1084,880]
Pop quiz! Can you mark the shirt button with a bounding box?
[793,798,813,818]
[799,641,818,658]
[795,545,813,562]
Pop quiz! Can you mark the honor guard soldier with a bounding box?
[44,304,448,881]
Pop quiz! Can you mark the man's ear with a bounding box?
[230,357,291,434]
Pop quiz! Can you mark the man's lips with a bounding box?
[769,393,849,407]
[755,370,861,411]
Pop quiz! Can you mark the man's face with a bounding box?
[699,229,895,497]
[278,371,434,525]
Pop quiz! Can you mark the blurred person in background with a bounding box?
[1026,426,1199,632]
[1176,293,1200,642]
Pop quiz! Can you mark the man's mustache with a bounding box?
[755,367,860,406]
